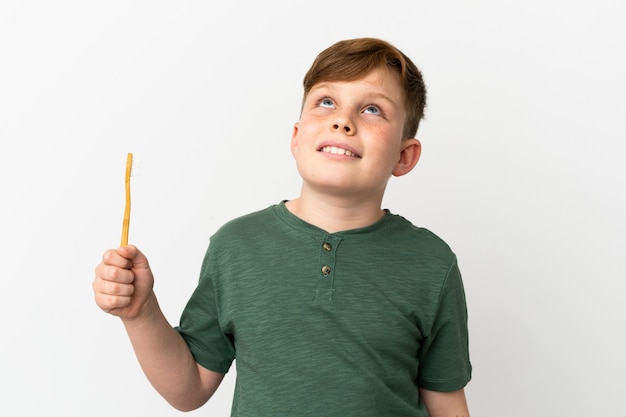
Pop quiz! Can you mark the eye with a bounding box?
[363,105,382,116]
[318,98,335,108]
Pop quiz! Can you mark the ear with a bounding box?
[290,122,300,158]
[392,138,421,177]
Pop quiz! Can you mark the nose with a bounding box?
[331,113,355,134]
[330,108,356,134]
[332,123,352,133]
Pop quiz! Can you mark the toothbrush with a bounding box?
[120,153,133,247]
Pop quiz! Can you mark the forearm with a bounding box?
[420,388,470,417]
[121,293,215,411]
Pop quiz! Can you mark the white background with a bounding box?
[1,1,624,416]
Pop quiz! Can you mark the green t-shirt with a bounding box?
[176,202,471,416]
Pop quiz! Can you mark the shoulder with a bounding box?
[380,214,461,293]
[212,205,280,239]
[385,213,456,264]
[206,204,293,258]
[200,205,282,272]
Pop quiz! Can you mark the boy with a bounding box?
[93,37,471,416]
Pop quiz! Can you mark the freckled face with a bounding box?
[291,68,411,199]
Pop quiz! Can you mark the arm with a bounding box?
[420,388,470,417]
[93,245,224,411]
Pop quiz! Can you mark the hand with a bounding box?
[93,245,155,319]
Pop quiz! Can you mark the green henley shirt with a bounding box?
[176,202,471,416]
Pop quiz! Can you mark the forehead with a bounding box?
[308,68,405,100]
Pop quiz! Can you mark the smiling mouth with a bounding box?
[319,145,361,158]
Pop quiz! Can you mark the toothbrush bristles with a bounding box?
[130,155,140,177]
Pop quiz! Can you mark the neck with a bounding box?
[285,188,386,233]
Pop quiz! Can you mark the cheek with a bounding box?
[292,123,319,150]
[290,132,312,163]
[368,127,403,154]
[377,140,405,169]
[366,120,401,139]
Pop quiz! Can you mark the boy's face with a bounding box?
[291,68,421,201]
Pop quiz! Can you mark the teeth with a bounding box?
[321,145,358,157]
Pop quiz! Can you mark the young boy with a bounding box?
[93,37,472,416]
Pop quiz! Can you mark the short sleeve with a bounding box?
[417,257,472,391]
[175,247,236,374]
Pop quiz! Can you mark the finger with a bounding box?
[102,249,133,269]
[94,291,132,311]
[95,263,135,285]
[117,245,151,271]
[95,277,135,297]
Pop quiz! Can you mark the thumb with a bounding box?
[116,245,150,270]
